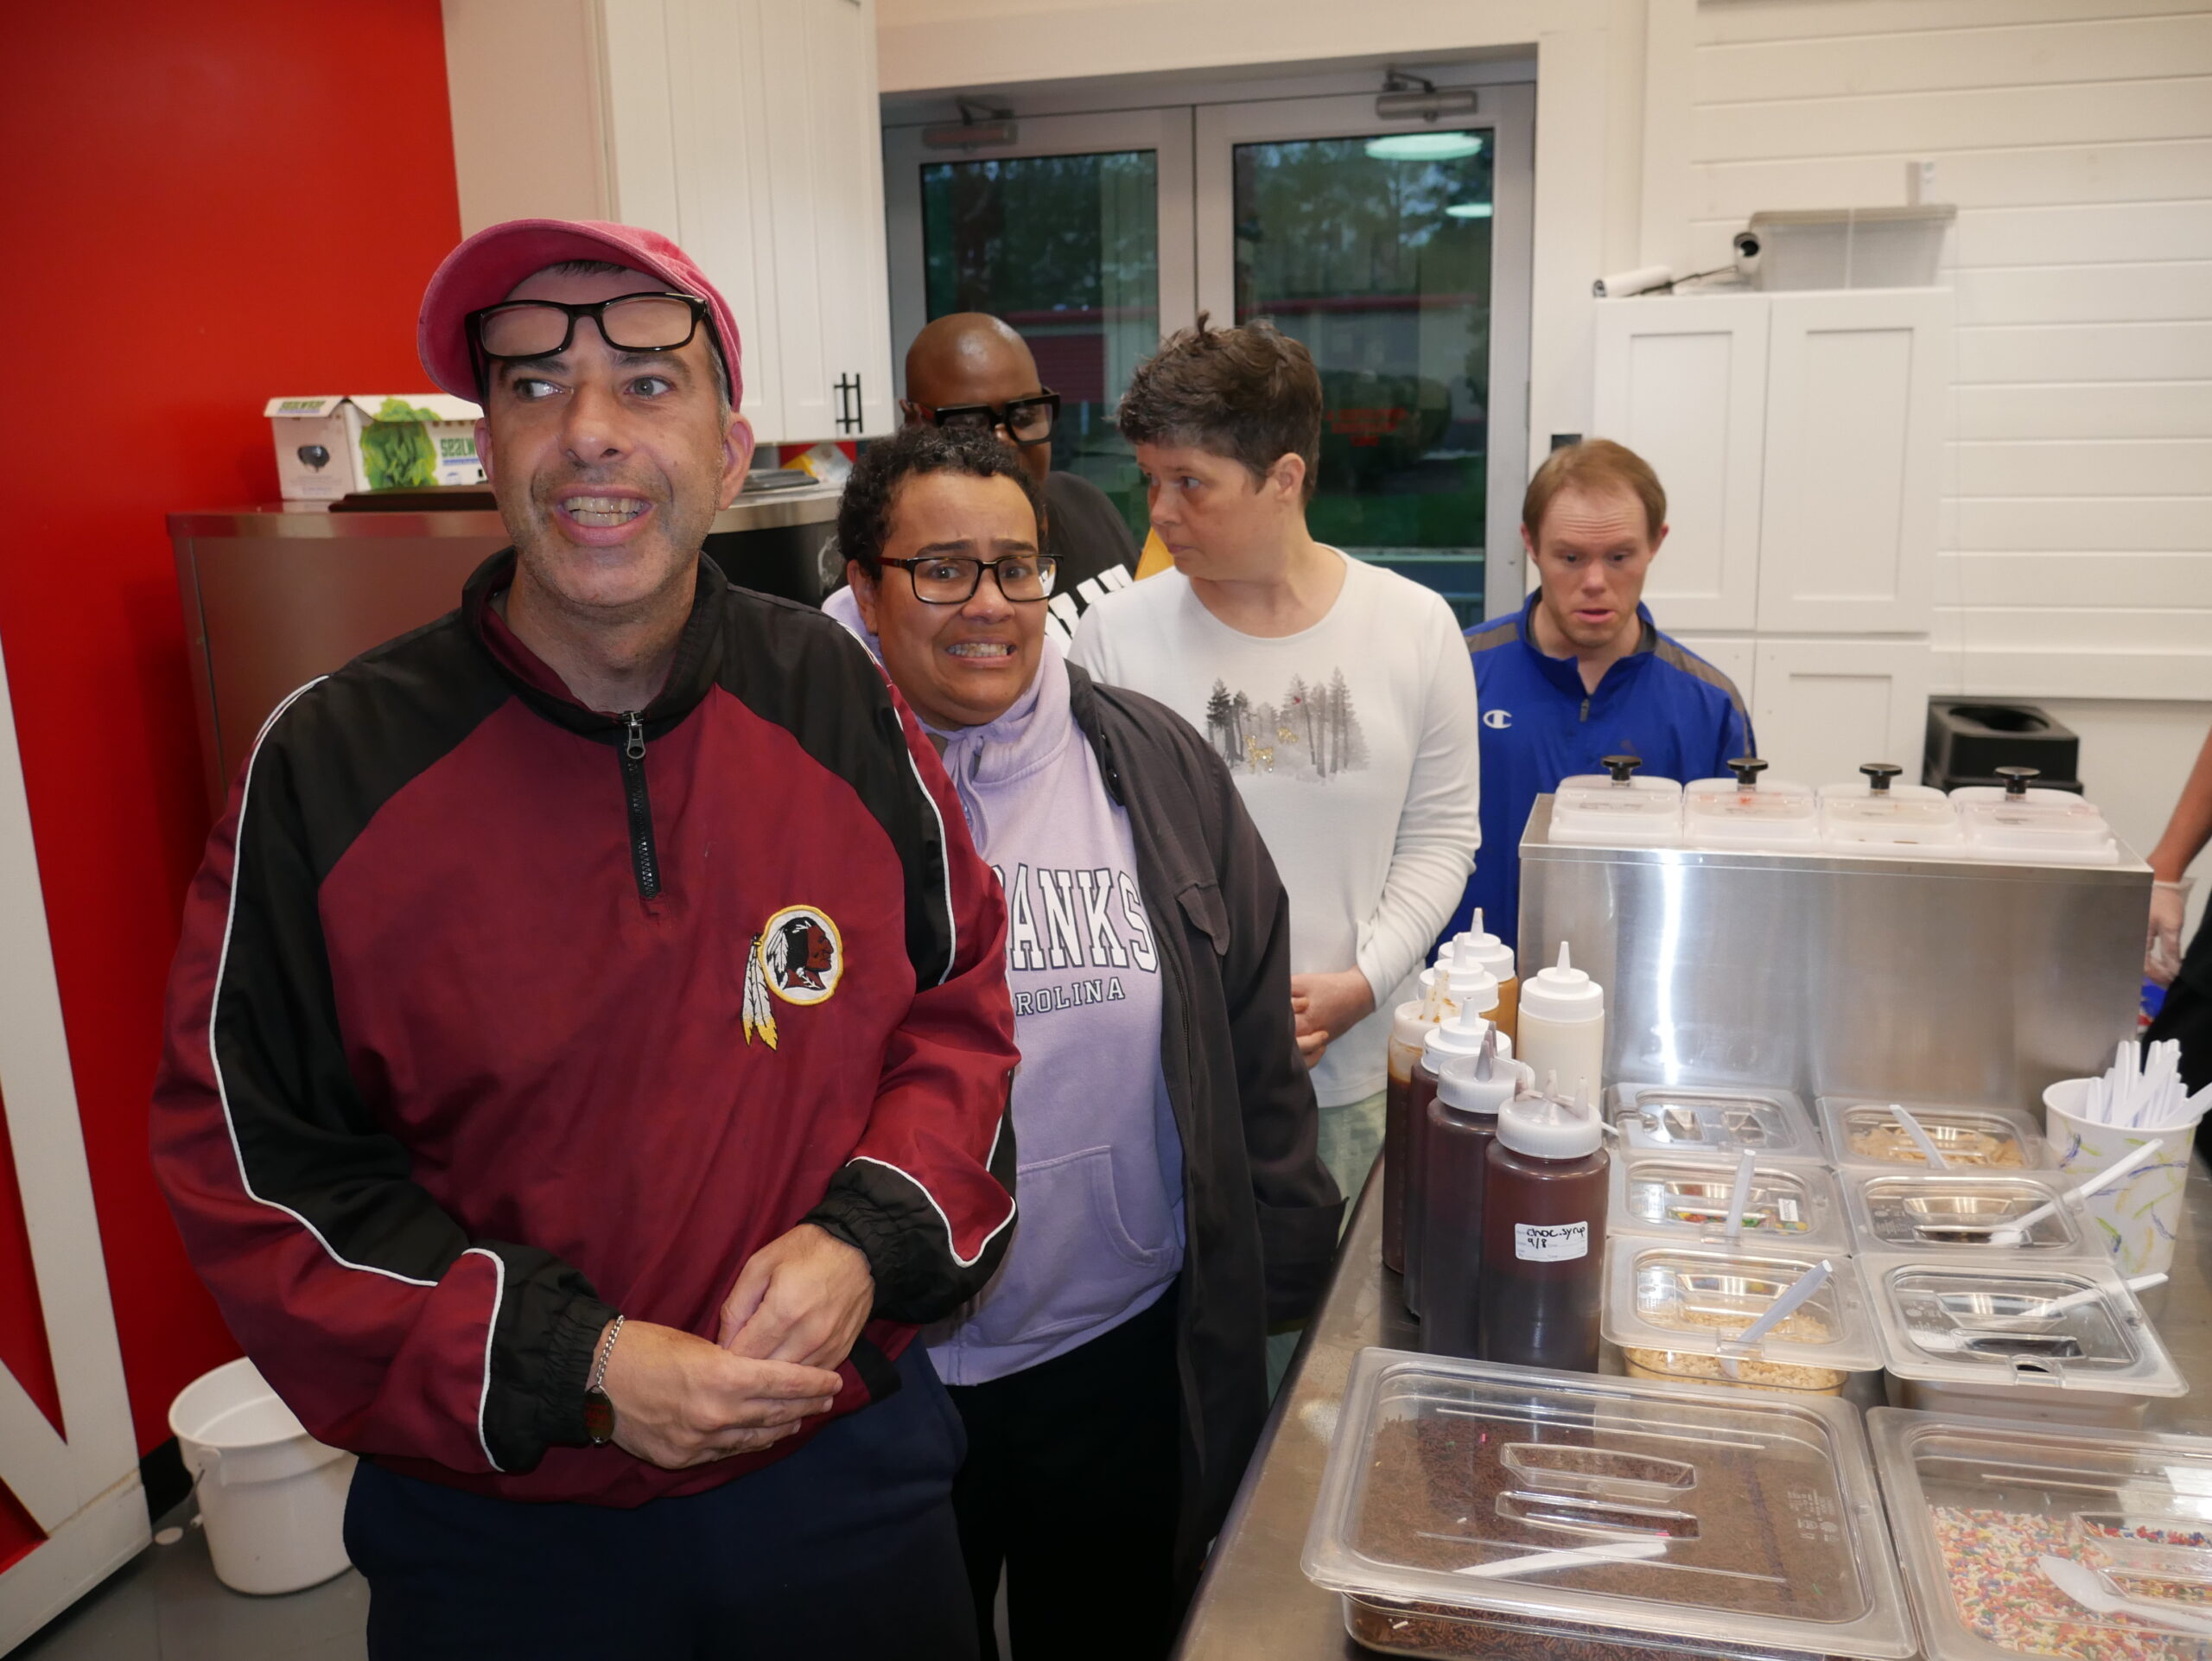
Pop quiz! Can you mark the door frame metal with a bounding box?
[881,108,1198,403]
[1192,84,1535,620]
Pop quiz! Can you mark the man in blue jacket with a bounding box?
[1444,439,1751,951]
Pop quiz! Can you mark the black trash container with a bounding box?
[1924,699,2083,793]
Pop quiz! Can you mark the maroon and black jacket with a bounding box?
[151,551,1020,1506]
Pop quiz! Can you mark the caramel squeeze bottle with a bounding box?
[1452,910,1519,1042]
[1402,990,1503,1316]
[1421,1030,1530,1360]
[1479,1078,1610,1372]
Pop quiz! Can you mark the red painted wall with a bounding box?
[0,0,463,1538]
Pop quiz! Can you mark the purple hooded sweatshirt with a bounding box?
[823,589,1185,1382]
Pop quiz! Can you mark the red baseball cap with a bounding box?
[416,218,742,408]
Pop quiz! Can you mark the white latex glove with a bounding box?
[2148,879,2190,986]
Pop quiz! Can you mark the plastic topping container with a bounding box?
[1867,1258,2183,1428]
[1603,1241,1880,1397]
[1819,1098,2049,1172]
[1606,1085,1823,1162]
[1552,756,1685,849]
[1683,759,1819,850]
[1302,1347,1916,1661]
[1954,769,2120,867]
[1843,1171,2092,1260]
[1872,1407,2212,1661]
[1611,1154,1849,1253]
[1821,763,1965,855]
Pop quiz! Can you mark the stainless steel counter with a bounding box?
[1172,1153,2212,1660]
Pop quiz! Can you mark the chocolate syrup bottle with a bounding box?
[1402,989,1501,1316]
[1421,1034,1532,1360]
[1478,1079,1609,1371]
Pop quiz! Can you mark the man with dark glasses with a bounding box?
[901,313,1139,643]
[153,218,1018,1659]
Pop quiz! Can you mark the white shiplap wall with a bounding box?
[1652,0,2212,703]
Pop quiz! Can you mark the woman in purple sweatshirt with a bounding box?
[824,425,1341,1661]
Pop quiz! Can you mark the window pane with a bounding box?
[1234,133,1495,624]
[921,150,1160,541]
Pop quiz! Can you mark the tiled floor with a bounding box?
[14,1502,367,1661]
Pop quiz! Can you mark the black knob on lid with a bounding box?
[1601,754,1642,784]
[1726,756,1768,788]
[1996,766,2040,799]
[1859,762,1903,794]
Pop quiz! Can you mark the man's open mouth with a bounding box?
[561,496,650,528]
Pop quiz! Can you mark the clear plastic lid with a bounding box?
[1866,1259,2183,1398]
[1871,1406,2212,1661]
[1301,1347,1916,1659]
[1611,1154,1848,1251]
[1683,771,1820,848]
[1553,774,1685,849]
[1843,1171,2092,1259]
[1603,1240,1884,1379]
[1819,1097,2050,1172]
[1953,786,2119,867]
[1606,1084,1822,1161]
[1821,786,1966,851]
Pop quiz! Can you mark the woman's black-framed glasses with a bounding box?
[879,553,1059,604]
[467,292,710,366]
[911,391,1061,447]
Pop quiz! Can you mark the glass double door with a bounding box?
[883,86,1533,624]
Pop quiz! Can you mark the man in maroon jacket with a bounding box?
[151,220,1020,1658]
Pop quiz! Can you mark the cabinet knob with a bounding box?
[835,373,863,435]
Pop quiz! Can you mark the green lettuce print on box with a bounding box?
[361,398,443,490]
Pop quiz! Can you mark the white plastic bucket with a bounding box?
[168,1356,356,1594]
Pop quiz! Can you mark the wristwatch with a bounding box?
[584,1314,624,1447]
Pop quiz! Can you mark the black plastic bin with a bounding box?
[1924,699,2083,794]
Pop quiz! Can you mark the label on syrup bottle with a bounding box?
[1514,1221,1590,1262]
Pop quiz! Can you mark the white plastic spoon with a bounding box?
[1723,1151,1758,1244]
[1457,1539,1669,1579]
[1716,1259,1832,1380]
[2037,1555,2212,1638]
[1987,1142,2166,1245]
[1889,1104,1950,1170]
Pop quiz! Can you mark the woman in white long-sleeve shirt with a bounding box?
[1069,318,1480,1231]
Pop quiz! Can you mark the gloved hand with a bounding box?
[2148,879,2191,986]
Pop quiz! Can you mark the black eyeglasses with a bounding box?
[906,391,1061,447]
[879,552,1058,604]
[467,292,709,365]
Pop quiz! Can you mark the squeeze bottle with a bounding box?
[1382,998,1439,1274]
[1421,1033,1533,1359]
[1452,910,1520,1041]
[1513,943,1605,1098]
[1402,993,1509,1314]
[1478,1080,1609,1371]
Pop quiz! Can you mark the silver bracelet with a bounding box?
[588,1314,626,1396]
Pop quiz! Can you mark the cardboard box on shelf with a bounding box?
[266,395,485,501]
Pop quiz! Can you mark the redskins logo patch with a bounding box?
[741,905,843,1048]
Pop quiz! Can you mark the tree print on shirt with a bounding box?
[1203,668,1370,780]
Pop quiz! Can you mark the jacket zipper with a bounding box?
[619,712,661,901]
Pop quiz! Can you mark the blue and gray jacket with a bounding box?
[1443,592,1751,952]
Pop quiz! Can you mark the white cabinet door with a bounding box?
[1592,295,1767,633]
[1756,290,1949,635]
[1751,638,1932,786]
[755,0,893,443]
[445,0,893,446]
